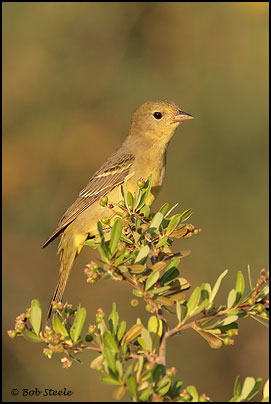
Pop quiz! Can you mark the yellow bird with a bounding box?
[43,100,193,319]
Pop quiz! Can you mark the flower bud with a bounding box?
[99,196,108,207]
[130,299,139,307]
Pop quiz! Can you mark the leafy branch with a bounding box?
[8,176,269,402]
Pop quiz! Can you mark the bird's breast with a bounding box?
[129,145,167,204]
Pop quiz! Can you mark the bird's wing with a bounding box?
[43,148,135,248]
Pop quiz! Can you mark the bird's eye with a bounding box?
[153,111,163,119]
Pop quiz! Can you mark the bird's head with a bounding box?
[130,100,193,143]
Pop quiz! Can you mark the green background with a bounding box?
[3,2,268,402]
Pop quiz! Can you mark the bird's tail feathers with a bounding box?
[47,248,76,322]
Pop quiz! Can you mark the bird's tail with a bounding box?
[47,245,77,322]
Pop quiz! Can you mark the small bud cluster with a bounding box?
[183,224,202,238]
[84,261,100,285]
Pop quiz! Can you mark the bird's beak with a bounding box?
[173,109,194,123]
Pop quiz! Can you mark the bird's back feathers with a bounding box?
[43,148,135,248]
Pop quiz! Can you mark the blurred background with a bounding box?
[3,2,268,402]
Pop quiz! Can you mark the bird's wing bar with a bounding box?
[43,150,135,248]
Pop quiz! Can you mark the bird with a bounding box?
[43,100,193,320]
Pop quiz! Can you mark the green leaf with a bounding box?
[127,374,137,399]
[148,316,163,336]
[100,375,121,385]
[156,296,174,306]
[164,203,179,218]
[137,337,147,350]
[139,328,152,351]
[116,360,123,379]
[133,189,141,211]
[209,269,228,305]
[135,216,142,230]
[127,264,145,274]
[136,356,144,382]
[165,258,181,272]
[135,245,149,265]
[186,287,201,318]
[180,208,193,222]
[152,364,164,385]
[150,262,167,272]
[98,244,109,263]
[30,299,42,336]
[119,233,133,245]
[139,204,150,218]
[227,289,237,309]
[145,270,160,291]
[160,258,180,286]
[167,291,185,302]
[263,379,269,399]
[156,235,169,248]
[172,380,183,398]
[52,314,69,337]
[246,378,263,401]
[239,377,263,401]
[97,220,104,239]
[235,270,245,304]
[159,202,169,216]
[140,387,152,401]
[103,331,119,352]
[186,385,199,402]
[160,267,179,286]
[166,214,181,235]
[148,316,158,333]
[240,377,255,398]
[90,354,103,369]
[118,265,128,273]
[70,307,86,342]
[259,285,269,299]
[215,315,239,327]
[189,299,209,316]
[112,385,126,400]
[127,191,134,210]
[247,264,253,290]
[21,329,43,343]
[151,286,171,295]
[103,347,117,374]
[226,309,241,316]
[201,283,211,300]
[123,171,135,212]
[117,321,126,342]
[179,277,190,290]
[132,288,144,297]
[122,324,143,345]
[109,218,122,255]
[136,174,152,211]
[108,303,119,335]
[233,375,242,397]
[156,377,171,396]
[83,238,97,248]
[98,221,111,258]
[124,361,134,382]
[193,326,223,349]
[149,212,164,232]
[236,270,245,295]
[176,300,182,323]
